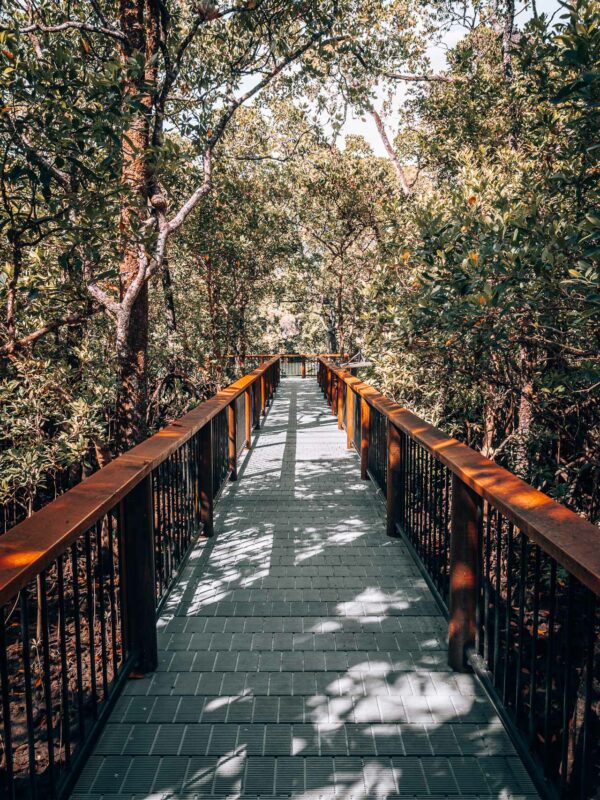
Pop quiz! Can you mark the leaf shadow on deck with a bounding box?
[73,379,538,800]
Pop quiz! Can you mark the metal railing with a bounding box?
[0,358,280,800]
[220,353,342,380]
[318,357,600,800]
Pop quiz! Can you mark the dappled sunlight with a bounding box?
[76,379,538,799]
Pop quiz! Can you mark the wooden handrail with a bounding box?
[319,357,600,597]
[0,357,280,605]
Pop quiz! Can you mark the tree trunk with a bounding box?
[114,0,160,450]
[337,276,344,356]
[161,258,177,336]
[116,286,149,447]
[514,343,534,477]
[370,106,413,196]
[4,241,22,355]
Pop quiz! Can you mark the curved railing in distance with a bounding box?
[0,357,280,800]
[220,353,342,379]
[318,357,600,800]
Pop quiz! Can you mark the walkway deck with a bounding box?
[73,379,537,799]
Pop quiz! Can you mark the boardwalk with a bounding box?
[73,378,537,799]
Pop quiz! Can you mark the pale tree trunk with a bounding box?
[336,274,345,356]
[161,258,177,337]
[500,0,532,472]
[481,386,497,459]
[369,106,413,196]
[514,343,534,477]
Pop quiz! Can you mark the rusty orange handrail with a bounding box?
[0,357,280,605]
[319,357,600,596]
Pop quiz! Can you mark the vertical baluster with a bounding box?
[39,570,56,795]
[153,467,162,596]
[543,559,557,773]
[515,531,527,718]
[502,522,514,705]
[56,555,72,766]
[528,545,541,746]
[424,450,431,571]
[84,530,99,715]
[95,520,109,698]
[245,388,252,448]
[560,575,574,796]
[448,474,482,672]
[408,439,415,541]
[346,386,355,450]
[483,508,493,665]
[493,513,503,684]
[70,544,85,744]
[228,401,237,481]
[20,590,37,799]
[199,422,214,537]
[107,511,120,673]
[174,450,182,561]
[475,502,484,656]
[120,475,158,673]
[580,591,596,800]
[360,397,370,481]
[386,421,402,538]
[442,468,451,597]
[0,606,15,800]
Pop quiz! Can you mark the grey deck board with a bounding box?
[73,378,537,799]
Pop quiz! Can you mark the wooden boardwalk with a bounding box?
[73,378,537,799]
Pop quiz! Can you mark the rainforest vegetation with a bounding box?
[1,0,599,528]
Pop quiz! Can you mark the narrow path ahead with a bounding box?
[74,378,537,799]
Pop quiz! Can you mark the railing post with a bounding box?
[448,473,482,671]
[332,375,337,417]
[120,475,158,673]
[199,422,214,536]
[245,388,252,448]
[260,373,266,416]
[301,357,306,379]
[346,385,355,449]
[360,397,370,480]
[227,401,237,481]
[386,423,403,538]
[337,378,344,429]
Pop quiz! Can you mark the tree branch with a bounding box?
[166,26,336,236]
[385,71,460,83]
[1,308,99,357]
[21,20,126,43]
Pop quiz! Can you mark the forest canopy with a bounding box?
[1,0,599,527]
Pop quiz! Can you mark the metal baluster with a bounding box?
[0,605,15,800]
[543,559,557,773]
[95,520,109,698]
[528,545,541,746]
[56,555,72,765]
[20,591,37,799]
[84,530,98,717]
[70,543,86,743]
[39,570,56,795]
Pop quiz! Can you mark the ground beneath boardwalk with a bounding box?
[73,378,537,799]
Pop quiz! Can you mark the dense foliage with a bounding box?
[1,0,598,526]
